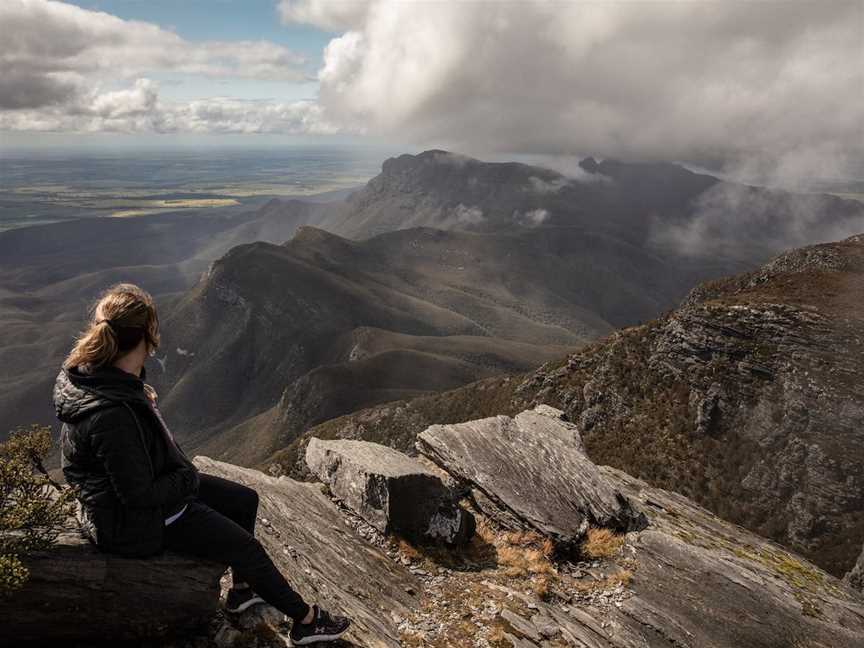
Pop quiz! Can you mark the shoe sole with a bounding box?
[289,627,350,645]
[225,596,266,614]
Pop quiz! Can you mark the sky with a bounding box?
[1,0,862,184]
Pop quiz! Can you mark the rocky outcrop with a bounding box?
[845,543,864,592]
[406,409,864,647]
[550,237,864,575]
[0,530,224,643]
[472,463,864,648]
[22,419,857,647]
[193,456,419,648]
[295,408,864,647]
[305,438,474,545]
[582,466,864,648]
[417,406,644,547]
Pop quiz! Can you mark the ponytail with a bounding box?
[63,283,160,371]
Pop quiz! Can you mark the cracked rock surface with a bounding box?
[417,406,644,545]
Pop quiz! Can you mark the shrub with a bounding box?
[0,425,75,594]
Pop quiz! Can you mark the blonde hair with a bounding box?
[63,283,160,371]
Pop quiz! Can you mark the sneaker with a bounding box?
[289,605,351,645]
[225,587,266,613]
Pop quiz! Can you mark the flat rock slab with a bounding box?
[0,529,224,643]
[550,465,864,648]
[306,437,474,545]
[195,456,420,648]
[430,461,864,648]
[417,405,643,546]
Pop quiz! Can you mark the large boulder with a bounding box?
[0,530,224,643]
[305,437,474,545]
[417,405,644,546]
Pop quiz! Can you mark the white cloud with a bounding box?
[452,203,484,225]
[0,0,307,88]
[527,176,570,194]
[3,0,862,182]
[0,79,337,135]
[437,203,485,229]
[651,182,864,256]
[0,0,316,131]
[278,0,371,31]
[308,0,863,180]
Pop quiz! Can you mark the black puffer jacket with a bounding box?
[54,365,199,557]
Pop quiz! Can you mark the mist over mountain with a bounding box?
[288,149,864,267]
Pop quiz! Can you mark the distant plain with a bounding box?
[0,147,394,231]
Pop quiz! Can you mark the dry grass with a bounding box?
[582,527,625,559]
[476,519,556,578]
[487,624,506,643]
[608,569,633,587]
[392,526,498,571]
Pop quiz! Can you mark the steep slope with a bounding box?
[157,224,681,462]
[272,234,864,577]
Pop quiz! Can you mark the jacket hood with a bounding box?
[54,365,150,423]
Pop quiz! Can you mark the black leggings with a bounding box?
[164,473,310,622]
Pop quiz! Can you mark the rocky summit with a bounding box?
[264,410,864,647]
[7,407,863,647]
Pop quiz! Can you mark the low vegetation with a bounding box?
[0,425,75,594]
[581,527,625,559]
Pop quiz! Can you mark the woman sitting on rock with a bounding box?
[54,283,350,645]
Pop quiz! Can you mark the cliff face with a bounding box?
[278,235,864,576]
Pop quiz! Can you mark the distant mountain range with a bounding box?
[1,150,862,475]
